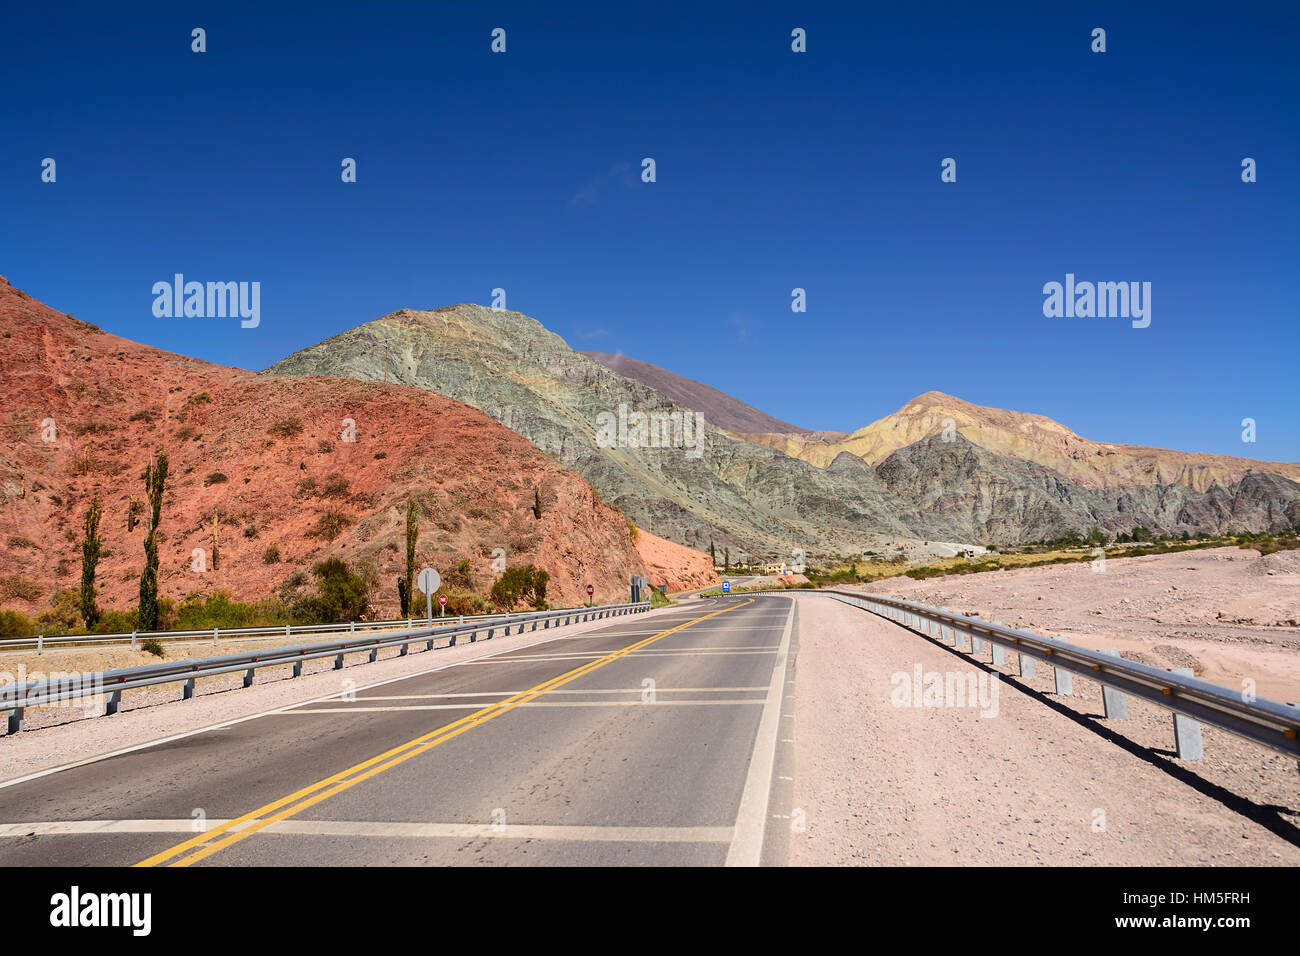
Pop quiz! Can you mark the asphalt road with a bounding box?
[0,596,798,867]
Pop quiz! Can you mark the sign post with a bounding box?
[417,567,441,625]
[586,584,594,606]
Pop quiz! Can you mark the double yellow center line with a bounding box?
[136,598,754,867]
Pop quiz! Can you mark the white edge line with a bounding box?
[724,597,795,867]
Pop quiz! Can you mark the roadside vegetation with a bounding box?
[796,530,1300,588]
[691,531,1300,597]
[0,447,639,643]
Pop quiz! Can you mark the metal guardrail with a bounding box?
[750,587,1300,761]
[0,606,620,653]
[0,601,650,733]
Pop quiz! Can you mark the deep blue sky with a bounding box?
[3,2,1297,461]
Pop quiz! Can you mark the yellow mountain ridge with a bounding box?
[737,391,1300,493]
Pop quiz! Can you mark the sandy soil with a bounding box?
[789,593,1300,866]
[857,547,1300,703]
[0,605,681,782]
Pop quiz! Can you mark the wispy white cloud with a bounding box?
[569,162,638,207]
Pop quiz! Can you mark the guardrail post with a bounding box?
[7,708,23,734]
[37,635,43,654]
[401,642,410,655]
[213,628,219,646]
[291,662,302,678]
[1052,648,1073,694]
[105,690,121,716]
[334,654,344,670]
[1169,668,1204,759]
[351,621,356,633]
[369,648,378,663]
[990,624,1006,665]
[487,627,494,640]
[183,678,195,699]
[426,637,435,650]
[243,668,255,688]
[1100,649,1129,719]
[131,631,137,650]
[469,630,476,643]
[1018,632,1037,678]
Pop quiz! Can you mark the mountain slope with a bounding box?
[583,351,812,435]
[741,391,1300,492]
[269,306,1300,554]
[873,434,1300,544]
[0,278,650,615]
[267,305,917,557]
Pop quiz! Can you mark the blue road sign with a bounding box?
[722,581,731,593]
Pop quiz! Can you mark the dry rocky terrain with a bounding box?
[0,277,673,616]
[790,592,1300,866]
[858,546,1300,703]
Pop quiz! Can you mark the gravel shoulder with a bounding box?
[789,593,1300,866]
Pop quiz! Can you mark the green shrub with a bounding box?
[267,418,304,439]
[93,609,140,634]
[320,474,350,498]
[443,558,474,591]
[306,510,354,541]
[140,639,165,657]
[439,589,486,616]
[34,589,82,635]
[292,558,374,624]
[0,575,43,602]
[490,565,549,610]
[0,609,35,637]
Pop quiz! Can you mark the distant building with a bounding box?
[763,562,788,575]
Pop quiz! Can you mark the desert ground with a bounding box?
[855,546,1300,704]
[787,592,1300,866]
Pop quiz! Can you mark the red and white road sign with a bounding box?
[586,585,594,596]
[438,594,448,606]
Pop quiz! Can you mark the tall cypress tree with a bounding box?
[79,497,102,628]
[137,451,168,631]
[399,497,418,614]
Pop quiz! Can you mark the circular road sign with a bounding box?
[417,568,440,594]
[438,594,448,606]
[586,584,594,596]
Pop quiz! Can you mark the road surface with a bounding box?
[0,596,797,866]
